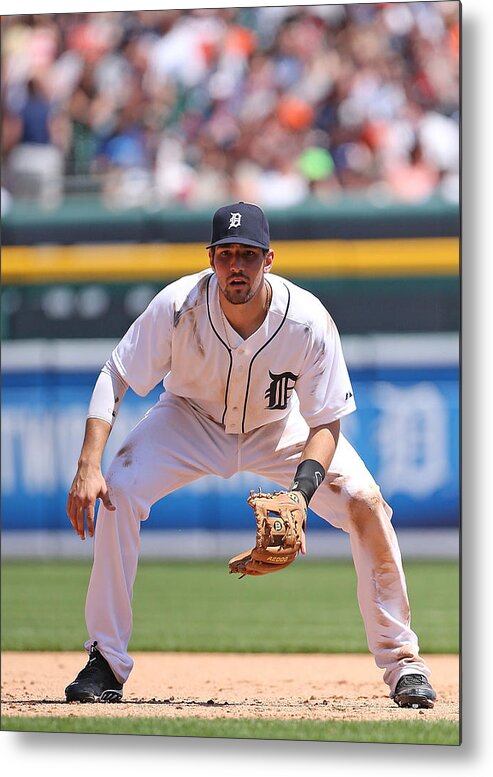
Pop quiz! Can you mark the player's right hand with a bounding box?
[66,464,115,540]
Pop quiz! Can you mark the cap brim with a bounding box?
[206,237,269,249]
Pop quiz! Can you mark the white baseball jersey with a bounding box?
[110,270,356,434]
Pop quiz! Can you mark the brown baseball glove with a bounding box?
[229,490,307,577]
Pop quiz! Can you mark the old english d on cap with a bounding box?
[207,202,270,250]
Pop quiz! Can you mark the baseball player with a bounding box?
[65,201,436,709]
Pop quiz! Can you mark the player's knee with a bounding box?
[104,456,150,521]
[105,463,133,505]
[345,483,387,528]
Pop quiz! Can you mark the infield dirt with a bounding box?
[1,652,458,723]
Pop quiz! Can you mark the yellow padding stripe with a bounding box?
[2,238,459,284]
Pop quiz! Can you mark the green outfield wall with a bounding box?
[2,197,459,246]
[1,198,459,338]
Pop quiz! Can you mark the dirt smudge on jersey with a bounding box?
[316,339,326,358]
[191,315,205,356]
[173,275,209,328]
[309,366,326,395]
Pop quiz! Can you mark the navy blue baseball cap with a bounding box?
[207,202,270,250]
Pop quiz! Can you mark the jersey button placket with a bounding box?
[226,349,248,432]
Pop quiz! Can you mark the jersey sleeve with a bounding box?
[296,311,356,427]
[110,288,173,396]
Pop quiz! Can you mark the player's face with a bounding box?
[210,244,273,305]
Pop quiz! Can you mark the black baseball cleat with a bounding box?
[65,641,123,702]
[392,674,437,709]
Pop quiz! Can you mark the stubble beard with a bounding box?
[223,285,256,305]
[222,273,264,305]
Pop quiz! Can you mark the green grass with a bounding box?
[1,559,460,747]
[1,559,459,653]
[0,715,460,745]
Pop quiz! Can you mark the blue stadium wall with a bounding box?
[2,336,459,557]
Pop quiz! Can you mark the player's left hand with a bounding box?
[229,489,307,577]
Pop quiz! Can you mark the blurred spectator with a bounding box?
[1,185,13,214]
[384,139,440,203]
[3,75,68,208]
[0,3,460,210]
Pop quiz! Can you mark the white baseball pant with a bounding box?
[85,392,431,693]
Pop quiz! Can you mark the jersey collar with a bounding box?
[207,273,289,351]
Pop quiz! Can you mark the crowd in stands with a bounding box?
[1,3,460,210]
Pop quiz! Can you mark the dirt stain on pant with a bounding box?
[347,491,412,632]
[116,444,133,468]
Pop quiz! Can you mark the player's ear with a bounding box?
[263,250,274,273]
[208,248,215,269]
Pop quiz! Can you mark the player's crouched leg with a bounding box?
[312,475,435,702]
[329,476,416,641]
[81,455,150,691]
